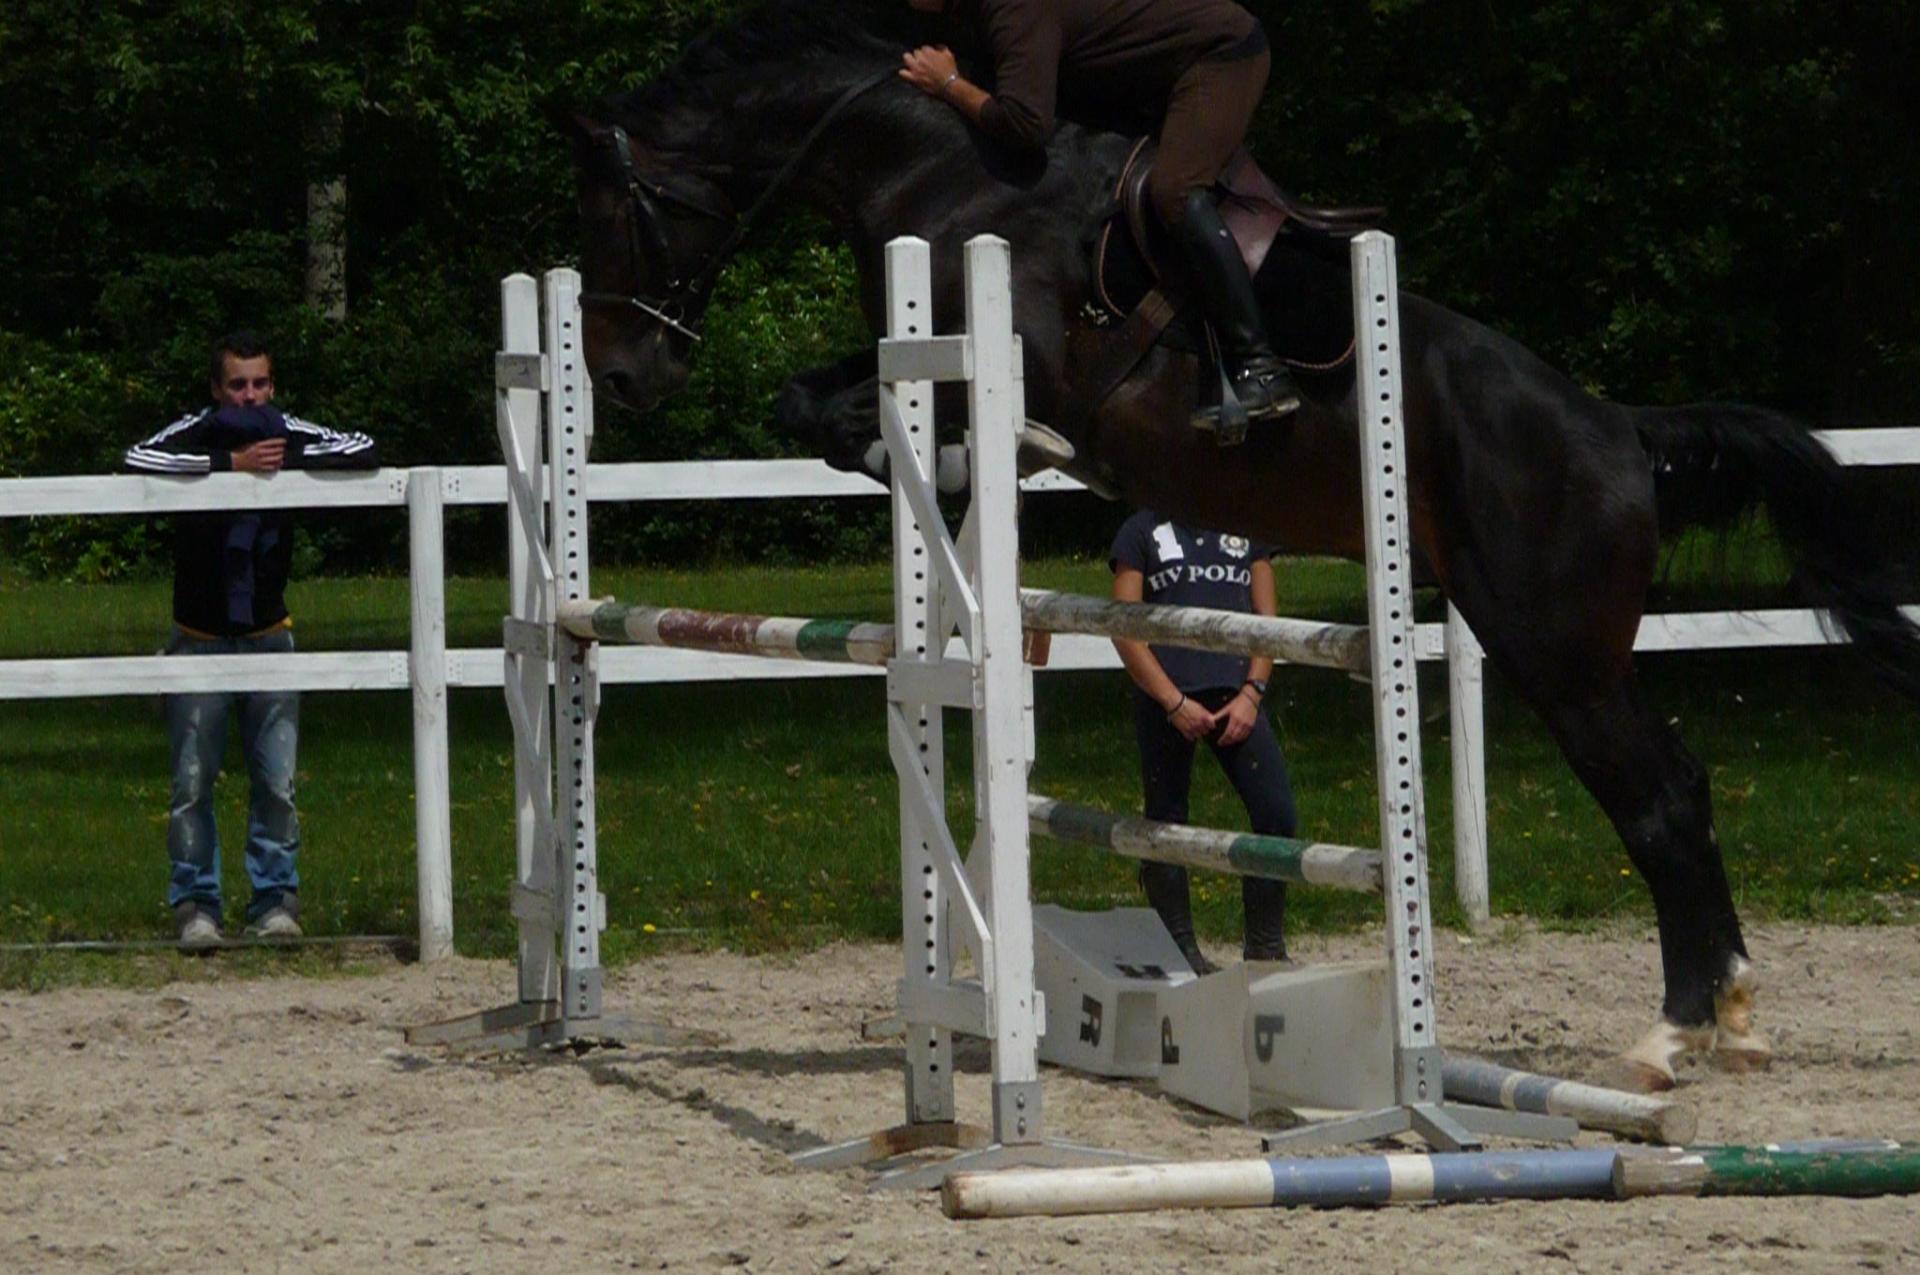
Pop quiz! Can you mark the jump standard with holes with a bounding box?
[399,233,1920,1216]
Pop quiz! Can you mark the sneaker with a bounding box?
[176,905,222,951]
[247,907,303,940]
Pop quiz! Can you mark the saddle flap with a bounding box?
[1076,139,1375,438]
[1219,150,1387,239]
[1114,141,1387,284]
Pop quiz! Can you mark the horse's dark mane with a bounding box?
[612,0,932,125]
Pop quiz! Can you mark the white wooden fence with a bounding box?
[0,459,1094,959]
[0,428,1912,949]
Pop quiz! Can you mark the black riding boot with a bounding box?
[1139,861,1219,976]
[1172,189,1301,443]
[1242,877,1290,963]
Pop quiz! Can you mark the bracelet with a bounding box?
[1164,694,1187,721]
[939,71,960,96]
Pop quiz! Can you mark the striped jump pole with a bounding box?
[944,1141,1920,1217]
[563,594,1369,675]
[558,600,894,666]
[1017,589,1371,673]
[942,1147,1623,1219]
[1615,1141,1920,1199]
[1027,795,1382,892]
[1441,1056,1697,1145]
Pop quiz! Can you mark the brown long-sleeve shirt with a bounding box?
[965,0,1266,155]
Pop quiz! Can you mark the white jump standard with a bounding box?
[404,270,722,1051]
[422,233,1611,1179]
[792,236,1140,1185]
[831,230,1574,1160]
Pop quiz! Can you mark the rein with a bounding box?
[579,66,897,342]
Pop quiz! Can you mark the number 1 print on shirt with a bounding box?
[1151,522,1184,564]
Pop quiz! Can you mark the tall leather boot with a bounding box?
[1139,861,1219,976]
[1241,876,1290,963]
[1171,188,1302,444]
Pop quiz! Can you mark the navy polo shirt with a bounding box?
[1109,511,1275,693]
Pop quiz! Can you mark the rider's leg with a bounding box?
[1151,47,1301,435]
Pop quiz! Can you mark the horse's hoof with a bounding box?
[1711,956,1771,1073]
[1618,1019,1715,1093]
[1711,1042,1774,1074]
[1612,1058,1678,1094]
[1017,418,1076,472]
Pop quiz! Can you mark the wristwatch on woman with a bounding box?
[1243,677,1269,701]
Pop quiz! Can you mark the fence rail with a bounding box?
[1,426,1913,948]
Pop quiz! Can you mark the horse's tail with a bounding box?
[1633,402,1920,699]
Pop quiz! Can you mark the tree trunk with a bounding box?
[305,107,347,322]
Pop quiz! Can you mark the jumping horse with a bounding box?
[553,1,1920,1090]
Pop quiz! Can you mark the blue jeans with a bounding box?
[164,627,301,923]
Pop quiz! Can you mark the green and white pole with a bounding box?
[559,600,895,666]
[1026,795,1382,892]
[1615,1141,1920,1199]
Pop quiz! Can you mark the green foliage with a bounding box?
[0,331,168,579]
[1,0,1915,578]
[588,226,890,564]
[1255,0,1918,412]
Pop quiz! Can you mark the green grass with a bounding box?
[0,552,1914,990]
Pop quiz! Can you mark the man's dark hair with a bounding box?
[210,330,273,385]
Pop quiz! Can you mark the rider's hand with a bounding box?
[1167,695,1216,742]
[899,45,960,99]
[231,439,287,473]
[1215,689,1261,747]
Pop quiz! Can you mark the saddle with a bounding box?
[1102,139,1384,303]
[1060,141,1386,448]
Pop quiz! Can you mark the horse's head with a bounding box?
[557,113,738,413]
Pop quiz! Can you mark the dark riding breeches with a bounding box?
[1146,46,1271,228]
[1132,685,1293,951]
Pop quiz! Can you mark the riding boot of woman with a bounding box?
[900,0,1298,439]
[1138,861,1219,976]
[1241,876,1289,963]
[1172,189,1302,437]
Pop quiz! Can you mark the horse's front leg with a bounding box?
[776,348,888,480]
[776,349,972,490]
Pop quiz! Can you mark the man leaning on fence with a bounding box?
[124,331,377,950]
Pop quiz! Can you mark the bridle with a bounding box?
[577,131,727,344]
[577,67,897,345]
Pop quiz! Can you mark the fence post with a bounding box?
[1446,603,1490,927]
[408,466,455,961]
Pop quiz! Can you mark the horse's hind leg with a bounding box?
[1528,675,1773,1090]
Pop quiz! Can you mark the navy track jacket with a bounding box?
[124,406,378,635]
